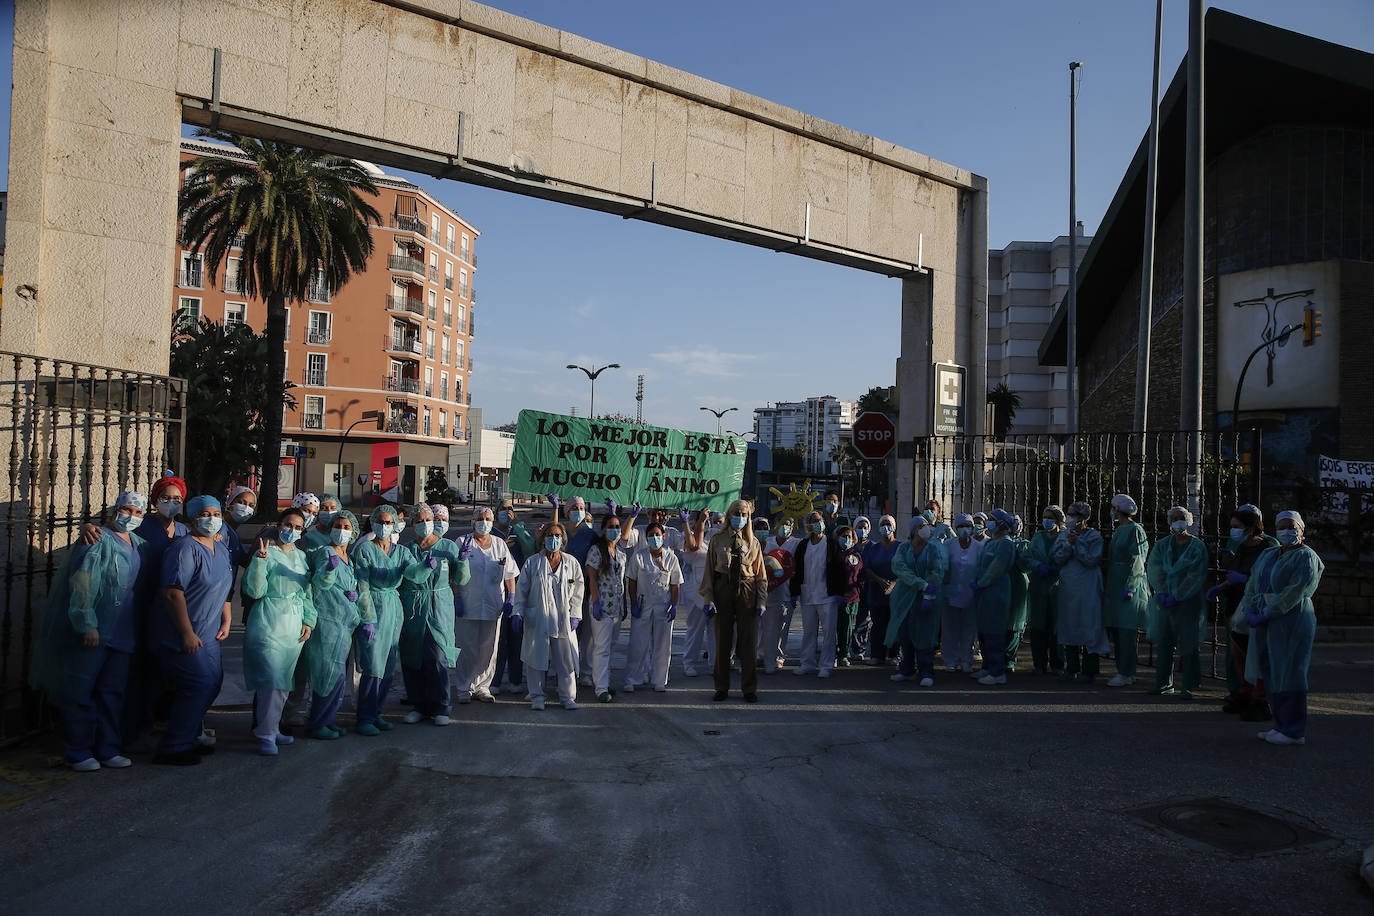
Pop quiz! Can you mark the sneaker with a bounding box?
[978,673,1007,686]
[712,690,728,701]
[1147,686,1175,696]
[71,758,100,772]
[354,722,381,737]
[503,683,522,695]
[562,699,579,710]
[793,668,817,677]
[1107,674,1134,687]
[945,665,958,672]
[196,729,217,747]
[274,734,294,746]
[307,727,340,741]
[457,693,472,705]
[258,740,279,756]
[531,698,546,711]
[403,710,425,724]
[622,683,635,693]
[598,691,614,703]
[433,715,451,726]
[682,667,698,678]
[1256,729,1276,740]
[329,724,348,736]
[653,686,667,693]
[1263,730,1305,746]
[818,669,832,679]
[98,755,133,769]
[744,693,758,703]
[474,691,495,703]
[1050,668,1066,677]
[890,673,916,682]
[837,658,851,667]
[919,677,935,688]
[968,670,985,679]
[374,717,395,731]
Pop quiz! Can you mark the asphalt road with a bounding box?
[1,625,1371,915]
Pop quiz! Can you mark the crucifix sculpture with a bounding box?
[1232,286,1315,386]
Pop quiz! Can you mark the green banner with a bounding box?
[509,410,746,510]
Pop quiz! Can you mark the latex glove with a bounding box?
[458,537,473,561]
[628,502,642,520]
[631,599,643,619]
[546,493,561,511]
[501,596,514,616]
[1123,589,1135,600]
[1205,585,1224,603]
[1226,570,1248,585]
[1160,594,1177,609]
[677,508,690,527]
[703,602,717,617]
[1036,563,1052,576]
[344,589,359,603]
[665,604,677,622]
[757,606,766,618]
[326,551,341,570]
[510,614,523,634]
[591,599,604,621]
[924,582,938,596]
[426,555,438,569]
[921,597,934,612]
[455,594,466,618]
[1244,609,1267,628]
[569,617,580,630]
[605,497,618,516]
[359,622,376,640]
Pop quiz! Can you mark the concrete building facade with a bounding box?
[175,139,479,506]
[753,396,857,475]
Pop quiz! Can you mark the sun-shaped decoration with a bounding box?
[768,479,819,525]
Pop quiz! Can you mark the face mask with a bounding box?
[279,527,301,544]
[1276,529,1300,546]
[1043,518,1056,531]
[1229,527,1246,543]
[113,511,138,533]
[646,535,664,550]
[376,523,395,540]
[229,503,255,522]
[434,521,449,537]
[856,527,870,540]
[474,520,493,536]
[776,526,792,540]
[605,527,621,540]
[730,516,747,530]
[545,536,562,552]
[879,525,894,538]
[317,511,337,529]
[330,528,352,546]
[811,521,825,535]
[956,526,973,538]
[923,510,936,522]
[1170,520,1189,534]
[826,503,838,515]
[839,538,855,550]
[498,511,513,525]
[918,526,934,541]
[299,512,316,530]
[195,516,222,536]
[157,499,182,519]
[568,510,585,525]
[415,521,434,539]
[973,524,985,535]
[1064,517,1078,528]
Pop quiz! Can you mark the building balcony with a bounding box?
[225,275,247,295]
[384,376,420,394]
[307,281,331,303]
[425,345,435,359]
[465,392,472,406]
[459,247,470,265]
[303,412,324,430]
[470,288,477,304]
[391,215,425,236]
[306,328,332,346]
[386,294,424,318]
[427,304,436,321]
[178,268,203,289]
[231,234,246,249]
[442,313,452,328]
[388,254,426,276]
[446,240,455,255]
[440,383,449,400]
[430,229,441,245]
[386,416,416,434]
[303,369,326,387]
[444,276,453,291]
[424,384,434,397]
[428,265,439,282]
[384,334,423,357]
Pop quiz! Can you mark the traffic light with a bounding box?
[1302,305,1322,346]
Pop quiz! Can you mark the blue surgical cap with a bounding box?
[185,494,221,518]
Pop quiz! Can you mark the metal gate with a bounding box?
[913,430,1250,677]
[0,352,186,742]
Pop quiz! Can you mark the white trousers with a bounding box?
[626,613,652,685]
[646,613,674,689]
[587,612,622,694]
[799,598,840,673]
[681,599,714,672]
[940,604,978,669]
[761,590,797,670]
[528,638,577,703]
[454,618,500,695]
[252,688,287,741]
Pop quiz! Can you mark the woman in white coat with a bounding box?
[453,506,520,704]
[627,522,684,692]
[513,523,585,711]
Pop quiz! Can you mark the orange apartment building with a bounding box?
[174,139,478,507]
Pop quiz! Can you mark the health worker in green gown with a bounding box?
[305,510,369,739]
[1005,514,1031,672]
[398,503,471,727]
[971,509,1018,686]
[352,504,426,735]
[1053,500,1110,683]
[1103,493,1150,688]
[1145,505,1210,698]
[1026,505,1064,675]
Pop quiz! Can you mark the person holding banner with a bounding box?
[760,517,800,673]
[453,507,521,704]
[627,522,684,692]
[584,514,630,702]
[513,523,585,711]
[677,509,714,678]
[701,500,768,702]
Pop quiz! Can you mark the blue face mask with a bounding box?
[434,521,449,538]
[568,510,585,525]
[839,538,855,550]
[826,502,839,515]
[973,524,985,535]
[330,528,352,546]
[474,520,492,535]
[195,516,222,537]
[299,512,316,530]
[811,521,826,535]
[317,511,337,529]
[730,516,747,530]
[1229,527,1246,543]
[113,511,139,533]
[376,523,395,540]
[1276,529,1300,546]
[279,527,301,544]
[646,535,664,550]
[229,503,255,522]
[1170,520,1190,534]
[545,536,563,553]
[415,521,434,539]
[498,511,514,525]
[923,510,936,523]
[157,499,182,519]
[856,526,870,540]
[879,525,894,538]
[957,526,973,538]
[605,527,621,540]
[1043,518,1057,531]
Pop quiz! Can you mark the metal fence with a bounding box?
[914,430,1250,678]
[0,352,186,742]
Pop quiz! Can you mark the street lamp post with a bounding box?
[700,406,737,435]
[337,410,383,505]
[566,363,620,419]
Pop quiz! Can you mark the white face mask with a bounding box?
[568,510,585,525]
[414,521,434,539]
[1170,520,1190,534]
[474,520,493,535]
[917,526,934,541]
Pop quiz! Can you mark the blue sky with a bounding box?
[3,1,1372,433]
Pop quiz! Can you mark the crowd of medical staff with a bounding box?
[30,476,1325,771]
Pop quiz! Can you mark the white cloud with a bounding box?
[649,348,754,377]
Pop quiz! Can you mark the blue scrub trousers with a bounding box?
[493,615,523,689]
[61,648,130,763]
[153,642,223,754]
[867,599,891,662]
[978,629,1007,677]
[357,644,398,725]
[401,631,451,717]
[307,672,347,731]
[1256,612,1315,739]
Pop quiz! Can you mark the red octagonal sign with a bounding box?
[851,411,896,459]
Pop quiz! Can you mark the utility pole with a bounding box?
[1067,61,1082,433]
[1181,0,1205,521]
[1134,0,1163,435]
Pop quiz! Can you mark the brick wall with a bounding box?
[1315,561,1374,625]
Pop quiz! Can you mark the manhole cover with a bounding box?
[1130,797,1332,855]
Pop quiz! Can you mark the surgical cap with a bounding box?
[753,517,770,530]
[953,512,973,528]
[1169,505,1194,527]
[291,492,320,510]
[1234,504,1262,528]
[908,516,928,537]
[1068,501,1092,520]
[1043,504,1065,523]
[431,503,450,521]
[150,474,186,504]
[854,515,871,529]
[1276,510,1305,531]
[226,485,255,505]
[878,515,896,527]
[317,493,341,508]
[412,502,433,518]
[335,509,360,532]
[115,491,147,512]
[972,512,988,522]
[185,494,220,517]
[1111,494,1138,516]
[370,504,399,527]
[990,508,1016,533]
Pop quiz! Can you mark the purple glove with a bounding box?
[1160,594,1177,609]
[1123,590,1135,600]
[1226,570,1248,585]
[501,596,514,617]
[344,589,359,603]
[1245,609,1267,628]
[924,582,938,596]
[510,614,523,634]
[703,602,716,617]
[666,604,677,622]
[628,502,642,520]
[591,599,604,621]
[1036,563,1052,576]
[458,537,473,561]
[359,622,376,640]
[546,493,561,511]
[677,508,690,527]
[426,555,438,569]
[605,497,618,516]
[326,551,341,570]
[1205,585,1224,603]
[921,597,934,612]
[757,606,766,618]
[631,599,643,619]
[569,617,580,630]
[455,593,465,618]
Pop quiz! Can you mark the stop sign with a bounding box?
[851,411,896,459]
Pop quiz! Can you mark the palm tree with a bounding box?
[178,133,381,510]
[987,383,1023,439]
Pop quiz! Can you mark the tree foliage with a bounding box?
[987,383,1023,439]
[857,386,898,417]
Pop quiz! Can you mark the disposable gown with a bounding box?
[885,539,947,650]
[398,538,470,670]
[1103,522,1150,631]
[1241,545,1324,694]
[973,536,1016,634]
[242,546,317,691]
[1026,530,1060,631]
[352,537,425,678]
[515,552,586,673]
[1052,528,1109,653]
[1144,536,1208,644]
[1008,537,1031,632]
[305,548,369,694]
[30,529,145,706]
